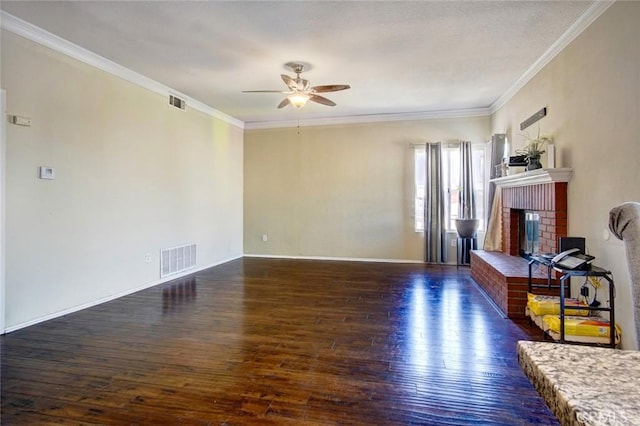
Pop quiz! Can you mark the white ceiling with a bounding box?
[1,1,596,127]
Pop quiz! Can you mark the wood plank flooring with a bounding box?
[1,258,558,425]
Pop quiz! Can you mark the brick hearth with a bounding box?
[471,169,572,318]
[471,251,560,318]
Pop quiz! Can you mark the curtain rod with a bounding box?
[410,140,489,148]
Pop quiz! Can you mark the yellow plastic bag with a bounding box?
[543,315,621,338]
[527,293,589,316]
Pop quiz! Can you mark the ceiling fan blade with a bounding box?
[309,94,336,107]
[281,74,298,91]
[277,97,291,109]
[311,84,351,93]
[242,90,287,93]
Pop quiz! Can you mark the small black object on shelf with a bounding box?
[509,155,528,167]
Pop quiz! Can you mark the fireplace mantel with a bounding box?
[490,168,573,188]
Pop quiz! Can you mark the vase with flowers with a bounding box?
[516,127,553,171]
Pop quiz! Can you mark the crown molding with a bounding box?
[2,0,613,132]
[0,11,245,129]
[244,107,491,130]
[4,9,484,132]
[490,1,615,114]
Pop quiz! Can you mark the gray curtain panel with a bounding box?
[458,141,476,220]
[424,142,445,263]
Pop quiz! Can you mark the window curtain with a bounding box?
[424,142,445,263]
[483,186,503,251]
[459,141,476,219]
[484,133,506,251]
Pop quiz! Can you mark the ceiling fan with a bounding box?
[242,62,351,109]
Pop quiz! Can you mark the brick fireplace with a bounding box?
[502,181,568,256]
[471,168,573,318]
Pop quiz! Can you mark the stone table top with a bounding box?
[518,340,640,426]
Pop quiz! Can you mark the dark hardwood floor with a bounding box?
[1,258,558,425]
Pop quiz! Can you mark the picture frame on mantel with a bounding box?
[547,143,556,168]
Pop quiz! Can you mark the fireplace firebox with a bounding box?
[519,211,540,257]
[502,182,568,256]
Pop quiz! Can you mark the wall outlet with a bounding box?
[451,239,457,247]
[262,234,268,242]
[39,166,55,180]
[145,253,152,263]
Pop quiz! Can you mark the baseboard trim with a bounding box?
[243,253,423,264]
[3,255,242,334]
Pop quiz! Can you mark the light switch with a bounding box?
[39,166,55,180]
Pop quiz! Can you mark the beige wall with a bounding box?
[492,2,640,349]
[1,30,244,330]
[244,117,490,261]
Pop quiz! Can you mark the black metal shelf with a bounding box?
[528,256,616,348]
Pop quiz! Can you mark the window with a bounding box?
[414,148,426,232]
[414,142,486,232]
[442,144,461,231]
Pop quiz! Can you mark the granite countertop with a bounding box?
[518,340,640,426]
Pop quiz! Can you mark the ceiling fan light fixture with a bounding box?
[288,93,310,108]
[244,62,350,109]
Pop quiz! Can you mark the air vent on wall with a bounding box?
[169,94,186,110]
[160,243,196,278]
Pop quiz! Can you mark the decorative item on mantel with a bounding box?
[517,127,553,171]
